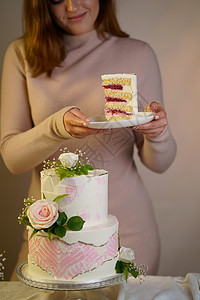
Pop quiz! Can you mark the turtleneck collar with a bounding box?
[63,29,103,51]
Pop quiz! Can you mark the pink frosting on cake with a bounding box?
[28,232,118,279]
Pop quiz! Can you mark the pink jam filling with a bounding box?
[105,97,127,103]
[106,108,133,116]
[103,84,123,90]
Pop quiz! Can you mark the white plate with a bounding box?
[88,112,155,129]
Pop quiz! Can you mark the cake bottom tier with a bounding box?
[28,215,119,281]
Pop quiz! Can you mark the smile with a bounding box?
[67,12,87,21]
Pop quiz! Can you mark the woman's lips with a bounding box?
[67,12,87,21]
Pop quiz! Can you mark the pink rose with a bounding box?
[27,199,59,230]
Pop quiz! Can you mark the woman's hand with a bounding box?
[132,101,168,138]
[64,108,101,138]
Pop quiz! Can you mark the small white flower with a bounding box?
[119,247,135,263]
[58,153,79,168]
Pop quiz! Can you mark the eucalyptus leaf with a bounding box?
[67,216,85,231]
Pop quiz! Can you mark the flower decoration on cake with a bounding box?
[115,244,147,281]
[27,199,59,230]
[58,152,79,168]
[18,194,85,241]
[43,150,94,180]
[119,246,135,263]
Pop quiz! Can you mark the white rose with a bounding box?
[58,153,79,168]
[27,199,59,230]
[119,247,135,263]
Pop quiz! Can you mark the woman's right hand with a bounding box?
[64,108,101,138]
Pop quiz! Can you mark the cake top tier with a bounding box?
[41,151,109,227]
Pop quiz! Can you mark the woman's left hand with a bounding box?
[131,101,168,138]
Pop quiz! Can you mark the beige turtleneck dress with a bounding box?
[1,30,176,277]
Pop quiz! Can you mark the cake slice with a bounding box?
[101,73,138,121]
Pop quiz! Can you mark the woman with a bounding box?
[1,0,176,279]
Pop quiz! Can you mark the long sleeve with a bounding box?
[1,31,175,276]
[0,41,74,174]
[134,43,177,172]
[135,128,177,173]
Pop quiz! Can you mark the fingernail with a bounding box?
[83,122,88,126]
[155,115,159,120]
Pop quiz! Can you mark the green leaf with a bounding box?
[79,166,88,175]
[118,234,121,250]
[124,266,129,282]
[19,215,33,228]
[42,193,46,199]
[84,164,94,171]
[74,168,81,175]
[115,260,124,273]
[24,198,34,205]
[67,216,85,231]
[54,225,66,238]
[54,162,94,180]
[29,229,38,241]
[47,227,52,240]
[53,194,68,203]
[56,211,68,226]
[128,267,139,278]
[56,168,75,180]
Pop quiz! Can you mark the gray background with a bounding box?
[0,0,200,280]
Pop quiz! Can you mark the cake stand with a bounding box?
[17,261,125,300]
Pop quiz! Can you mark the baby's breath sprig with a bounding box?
[0,251,6,281]
[43,160,61,171]
[18,197,35,226]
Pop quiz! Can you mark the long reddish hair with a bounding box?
[22,0,129,77]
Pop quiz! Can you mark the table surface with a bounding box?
[0,273,200,300]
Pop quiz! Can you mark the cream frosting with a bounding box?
[27,166,119,281]
[41,169,108,226]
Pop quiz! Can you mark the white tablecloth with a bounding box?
[0,274,200,300]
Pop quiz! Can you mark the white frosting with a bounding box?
[28,167,119,282]
[31,215,118,246]
[41,169,108,226]
[27,255,118,282]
